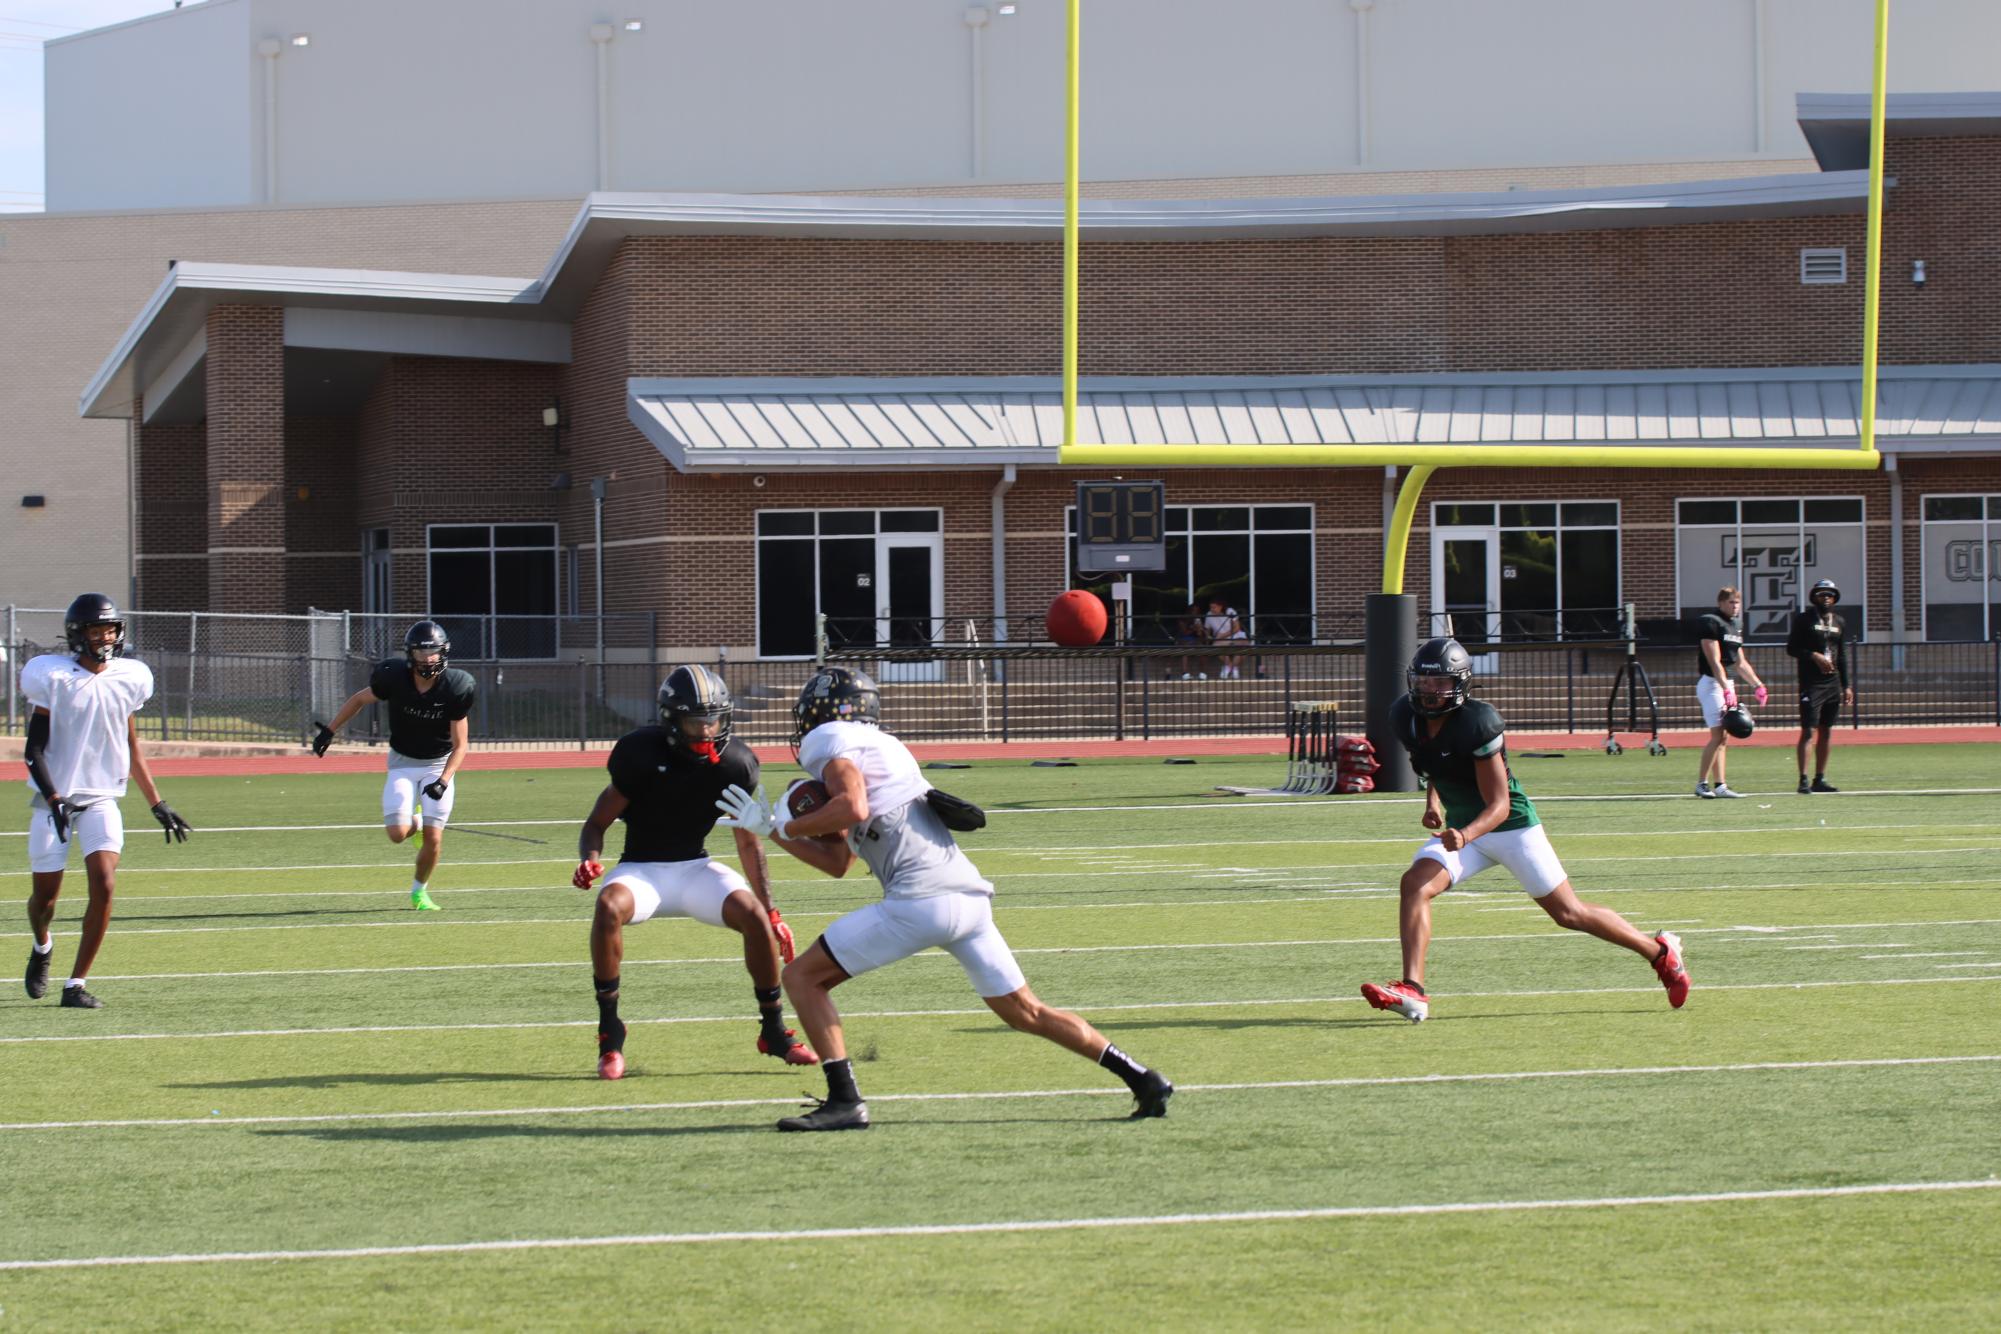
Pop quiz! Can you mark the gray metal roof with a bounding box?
[627,369,2001,471]
[1798,92,2001,171]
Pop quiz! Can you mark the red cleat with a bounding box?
[757,1030,820,1065]
[1652,932,1690,1009]
[597,1049,625,1080]
[1360,980,1429,1023]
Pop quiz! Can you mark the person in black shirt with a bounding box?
[1693,586,1767,799]
[1358,638,1690,1023]
[313,621,475,910]
[573,665,816,1081]
[1786,578,1853,794]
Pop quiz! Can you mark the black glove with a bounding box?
[47,796,79,844]
[152,801,192,844]
[311,723,335,758]
[423,778,449,801]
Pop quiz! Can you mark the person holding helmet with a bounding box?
[571,665,815,1081]
[21,593,193,1010]
[716,666,1173,1131]
[1786,578,1853,794]
[1358,637,1690,1024]
[313,620,475,910]
[1693,586,1767,798]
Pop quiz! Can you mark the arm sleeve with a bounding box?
[1785,611,1812,662]
[23,710,57,800]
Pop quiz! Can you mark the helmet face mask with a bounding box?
[792,667,882,745]
[65,593,126,664]
[404,621,451,679]
[658,665,734,756]
[1405,637,1474,718]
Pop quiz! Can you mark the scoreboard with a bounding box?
[1075,480,1167,574]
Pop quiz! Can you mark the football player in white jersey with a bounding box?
[718,667,1173,1132]
[21,594,192,1009]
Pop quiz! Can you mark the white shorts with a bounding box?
[383,755,456,829]
[27,800,125,873]
[606,858,749,927]
[821,892,1028,998]
[1416,823,1568,898]
[1696,676,1732,729]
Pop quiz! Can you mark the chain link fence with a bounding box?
[5,606,1997,746]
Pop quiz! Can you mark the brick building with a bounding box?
[80,97,2001,659]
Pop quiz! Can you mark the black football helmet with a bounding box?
[1809,579,1840,605]
[658,665,734,752]
[404,620,450,679]
[64,593,126,664]
[793,666,882,744]
[1407,637,1474,718]
[1722,705,1756,740]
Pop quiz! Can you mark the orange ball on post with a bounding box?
[1046,589,1109,646]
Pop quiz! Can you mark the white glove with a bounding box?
[715,783,782,840]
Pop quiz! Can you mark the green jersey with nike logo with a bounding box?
[1388,695,1539,832]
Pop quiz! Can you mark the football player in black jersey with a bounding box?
[1694,586,1767,799]
[312,621,476,910]
[1358,638,1691,1023]
[1786,578,1852,794]
[572,665,816,1080]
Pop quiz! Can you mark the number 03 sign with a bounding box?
[1075,481,1167,574]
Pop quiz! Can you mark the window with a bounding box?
[1674,498,1864,641]
[1428,500,1621,643]
[1920,495,2001,641]
[1066,504,1314,644]
[755,509,943,658]
[426,523,559,659]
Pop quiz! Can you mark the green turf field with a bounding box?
[2,743,1997,1329]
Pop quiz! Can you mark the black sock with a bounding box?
[755,985,790,1043]
[824,1057,861,1105]
[1401,978,1426,995]
[594,975,623,1046]
[1097,1042,1150,1089]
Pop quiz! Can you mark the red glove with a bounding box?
[572,859,603,891]
[769,908,796,964]
[1753,685,1768,707]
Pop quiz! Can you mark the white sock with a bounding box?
[65,977,84,989]
[32,936,52,955]
[411,879,428,895]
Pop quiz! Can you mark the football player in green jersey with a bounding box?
[1359,637,1690,1022]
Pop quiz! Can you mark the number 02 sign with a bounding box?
[1075,481,1167,574]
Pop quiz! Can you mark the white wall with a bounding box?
[44,0,2001,213]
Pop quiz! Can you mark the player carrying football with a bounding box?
[572,665,816,1080]
[1359,637,1690,1024]
[717,666,1173,1131]
[312,621,474,910]
[22,593,193,1009]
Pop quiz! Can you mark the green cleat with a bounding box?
[410,888,441,912]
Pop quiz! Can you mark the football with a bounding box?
[784,779,832,820]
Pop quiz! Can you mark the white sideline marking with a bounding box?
[1783,943,1908,951]
[5,972,1998,1046]
[72,917,2001,984]
[1,1179,1995,1271]
[1861,952,1987,960]
[3,1054,1994,1134]
[1937,961,2001,969]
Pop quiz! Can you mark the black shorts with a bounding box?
[1798,687,1842,732]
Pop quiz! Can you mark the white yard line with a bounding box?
[1,1179,1994,1272]
[2,1054,1993,1134]
[5,972,1997,1046]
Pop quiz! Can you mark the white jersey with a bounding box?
[796,720,992,900]
[20,653,155,804]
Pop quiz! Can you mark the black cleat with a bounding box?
[776,1096,870,1132]
[1797,777,1813,795]
[25,947,50,1000]
[1810,778,1839,793]
[59,985,103,1010]
[1128,1069,1174,1120]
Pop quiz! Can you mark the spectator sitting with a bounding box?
[1174,602,1209,679]
[1204,598,1250,679]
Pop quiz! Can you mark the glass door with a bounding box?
[1431,528,1498,645]
[875,535,943,682]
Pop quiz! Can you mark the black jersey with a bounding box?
[1694,612,1743,678]
[606,726,760,863]
[368,660,476,760]
[1785,607,1849,691]
[1388,695,1539,832]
